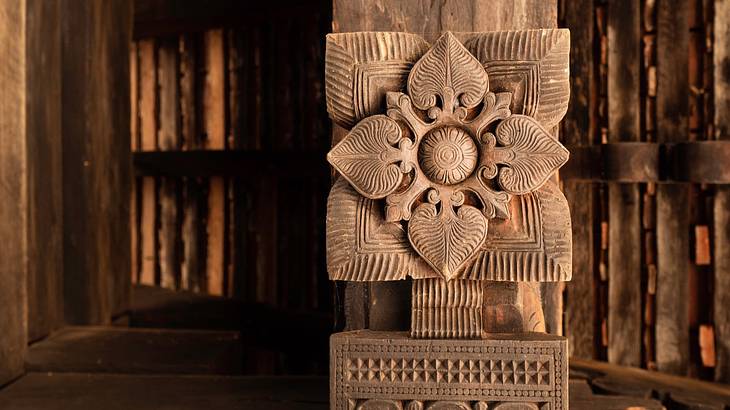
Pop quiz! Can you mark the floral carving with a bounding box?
[327,32,569,281]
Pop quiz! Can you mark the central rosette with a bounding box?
[418,126,478,185]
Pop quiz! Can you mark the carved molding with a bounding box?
[326,31,570,282]
[411,279,484,339]
[458,30,571,130]
[325,32,430,129]
[332,331,568,410]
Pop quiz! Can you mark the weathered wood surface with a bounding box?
[561,0,597,359]
[0,374,329,410]
[137,39,157,286]
[179,33,207,292]
[0,0,27,387]
[26,0,63,343]
[26,327,242,375]
[157,38,182,290]
[62,0,132,323]
[203,29,226,296]
[333,0,557,43]
[606,0,642,367]
[655,0,690,376]
[714,0,730,383]
[572,358,730,408]
[331,0,563,335]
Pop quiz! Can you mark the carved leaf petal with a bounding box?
[407,32,488,111]
[327,115,405,199]
[495,115,569,194]
[408,203,487,281]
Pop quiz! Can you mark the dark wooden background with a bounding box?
[128,0,730,383]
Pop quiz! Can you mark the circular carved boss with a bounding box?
[418,126,478,185]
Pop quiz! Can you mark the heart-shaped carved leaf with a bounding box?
[494,115,569,194]
[327,115,406,199]
[407,32,488,112]
[408,203,487,281]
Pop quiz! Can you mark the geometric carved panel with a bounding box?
[332,331,568,410]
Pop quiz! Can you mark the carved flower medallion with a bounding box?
[327,32,569,281]
[419,127,477,185]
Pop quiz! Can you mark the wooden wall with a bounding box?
[61,0,132,326]
[1,0,132,384]
[0,0,28,387]
[560,0,728,382]
[129,2,331,314]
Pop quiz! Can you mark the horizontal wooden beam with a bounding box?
[562,141,730,183]
[133,149,329,178]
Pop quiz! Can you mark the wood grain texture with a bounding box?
[157,38,181,289]
[606,0,642,367]
[26,0,63,343]
[333,0,556,43]
[655,0,690,376]
[204,30,225,296]
[138,40,157,286]
[0,0,26,386]
[561,0,597,360]
[714,0,730,383]
[62,0,132,323]
[179,34,206,291]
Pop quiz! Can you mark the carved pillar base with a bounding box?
[331,331,568,410]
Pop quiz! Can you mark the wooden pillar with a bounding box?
[61,0,132,324]
[655,0,690,376]
[606,0,642,367]
[562,0,598,359]
[713,0,730,383]
[26,0,63,343]
[0,0,27,386]
[332,0,559,332]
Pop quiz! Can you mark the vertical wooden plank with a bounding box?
[607,0,642,367]
[256,24,280,308]
[562,0,598,360]
[130,42,139,285]
[130,42,139,152]
[62,0,132,323]
[26,0,63,343]
[179,34,206,292]
[227,27,252,300]
[157,38,181,290]
[713,0,730,382]
[0,0,26,386]
[655,0,690,376]
[138,39,157,286]
[203,29,225,296]
[332,0,559,331]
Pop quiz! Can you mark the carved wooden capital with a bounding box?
[325,30,572,283]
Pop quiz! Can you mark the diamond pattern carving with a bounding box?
[346,357,551,386]
[333,331,567,410]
